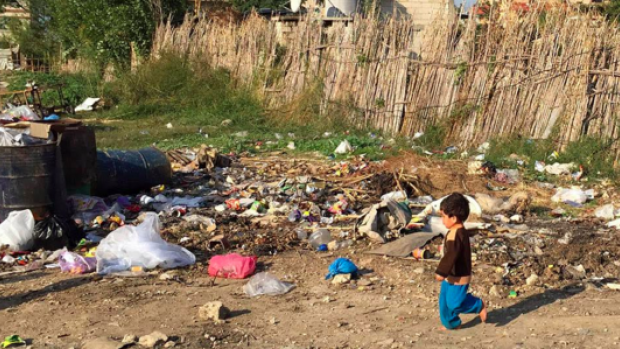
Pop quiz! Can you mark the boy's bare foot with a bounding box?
[480,300,488,323]
[438,325,461,331]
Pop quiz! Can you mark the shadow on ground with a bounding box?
[0,275,92,311]
[462,284,585,328]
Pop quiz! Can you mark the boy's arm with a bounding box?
[435,233,460,281]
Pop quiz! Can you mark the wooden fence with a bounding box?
[152,4,620,156]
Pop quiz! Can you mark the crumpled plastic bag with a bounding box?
[208,253,257,279]
[325,258,358,279]
[59,251,96,274]
[357,199,412,243]
[595,204,616,220]
[96,213,196,274]
[545,162,575,176]
[0,210,35,251]
[334,140,353,154]
[551,188,593,205]
[243,272,295,297]
[33,216,70,251]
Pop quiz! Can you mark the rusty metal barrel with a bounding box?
[94,147,172,196]
[0,143,57,222]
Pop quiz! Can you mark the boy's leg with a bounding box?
[454,292,483,315]
[439,281,464,329]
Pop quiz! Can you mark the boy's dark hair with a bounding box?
[440,193,470,222]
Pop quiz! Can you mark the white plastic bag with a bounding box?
[551,188,588,204]
[0,210,35,251]
[545,162,575,176]
[243,272,295,297]
[380,191,407,202]
[595,204,615,220]
[96,213,195,274]
[334,140,353,154]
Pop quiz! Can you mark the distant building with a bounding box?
[380,0,456,29]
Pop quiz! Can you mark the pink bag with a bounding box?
[208,253,257,279]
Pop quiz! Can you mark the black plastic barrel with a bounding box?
[94,147,172,196]
[0,143,57,222]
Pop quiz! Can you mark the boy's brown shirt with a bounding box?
[435,227,472,285]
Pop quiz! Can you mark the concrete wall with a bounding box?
[380,0,453,29]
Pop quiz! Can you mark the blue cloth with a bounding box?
[325,258,358,280]
[44,114,60,121]
[439,280,483,329]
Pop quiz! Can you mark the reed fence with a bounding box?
[153,3,620,157]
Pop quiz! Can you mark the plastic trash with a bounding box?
[534,161,546,173]
[495,169,520,184]
[380,191,407,202]
[308,229,332,249]
[551,188,588,204]
[75,97,101,112]
[59,251,96,274]
[33,216,71,251]
[608,218,620,229]
[183,215,216,231]
[0,210,35,251]
[334,140,353,154]
[96,213,196,274]
[544,162,575,176]
[325,258,358,279]
[595,204,616,220]
[208,253,257,279]
[423,195,482,217]
[243,272,295,297]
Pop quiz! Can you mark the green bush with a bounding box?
[6,71,103,107]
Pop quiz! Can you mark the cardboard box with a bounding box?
[29,119,83,139]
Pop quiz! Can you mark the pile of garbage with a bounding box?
[2,142,620,299]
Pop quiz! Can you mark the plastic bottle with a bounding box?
[308,229,332,249]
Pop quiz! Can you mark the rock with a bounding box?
[566,265,586,279]
[199,301,230,322]
[526,274,539,286]
[164,341,176,348]
[270,317,279,325]
[159,272,177,281]
[82,337,128,349]
[122,335,138,344]
[510,214,524,223]
[332,273,352,285]
[221,119,232,127]
[377,338,395,347]
[357,279,373,287]
[413,267,425,274]
[139,332,168,348]
[489,285,508,298]
[534,246,544,256]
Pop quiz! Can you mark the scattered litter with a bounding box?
[334,140,353,154]
[243,272,295,297]
[96,213,196,274]
[208,253,257,279]
[0,210,35,252]
[325,258,358,280]
[75,97,101,112]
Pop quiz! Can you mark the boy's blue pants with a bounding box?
[439,280,483,329]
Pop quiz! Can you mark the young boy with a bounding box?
[435,193,487,330]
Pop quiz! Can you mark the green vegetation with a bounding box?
[485,135,618,181]
[5,0,187,67]
[230,0,288,13]
[23,54,406,160]
[7,71,102,107]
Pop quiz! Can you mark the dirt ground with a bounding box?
[2,153,620,349]
[2,245,620,349]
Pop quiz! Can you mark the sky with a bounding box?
[454,0,477,11]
